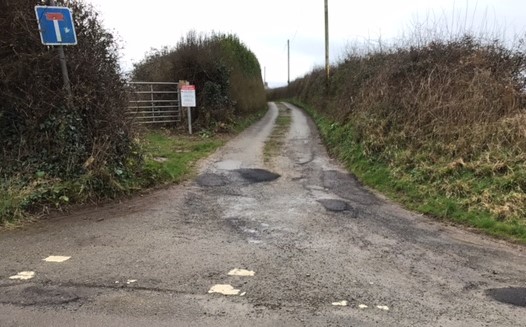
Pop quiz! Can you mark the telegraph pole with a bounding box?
[287,39,290,85]
[324,0,330,86]
[264,66,267,87]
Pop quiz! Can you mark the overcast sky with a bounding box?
[86,0,526,87]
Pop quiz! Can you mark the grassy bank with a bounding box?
[292,100,526,244]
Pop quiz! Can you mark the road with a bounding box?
[0,102,525,326]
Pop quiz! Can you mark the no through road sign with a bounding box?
[35,6,77,46]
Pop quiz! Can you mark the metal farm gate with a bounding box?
[127,82,181,125]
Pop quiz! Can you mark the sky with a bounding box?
[86,0,526,87]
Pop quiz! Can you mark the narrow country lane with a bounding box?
[0,103,525,326]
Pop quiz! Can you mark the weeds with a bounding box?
[264,103,292,163]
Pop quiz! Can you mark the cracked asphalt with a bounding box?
[1,102,525,326]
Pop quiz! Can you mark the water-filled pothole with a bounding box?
[486,287,526,307]
[235,169,280,183]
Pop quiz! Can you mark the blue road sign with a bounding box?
[35,6,77,46]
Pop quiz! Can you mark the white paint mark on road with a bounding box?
[43,256,71,263]
[208,284,241,295]
[358,304,369,309]
[377,305,390,311]
[126,279,137,284]
[332,300,348,306]
[240,292,247,296]
[9,271,35,280]
[228,269,255,277]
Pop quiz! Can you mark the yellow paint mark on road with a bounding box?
[208,284,241,295]
[43,256,71,263]
[9,271,35,280]
[332,300,348,306]
[228,269,255,277]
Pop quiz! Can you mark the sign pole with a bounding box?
[49,0,71,95]
[58,46,71,94]
[187,107,192,135]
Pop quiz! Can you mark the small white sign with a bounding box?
[180,85,196,107]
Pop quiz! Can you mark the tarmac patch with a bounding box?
[235,168,280,183]
[0,284,80,306]
[196,173,229,187]
[318,199,350,212]
[487,287,526,307]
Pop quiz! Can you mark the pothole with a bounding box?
[196,173,229,187]
[235,168,280,183]
[318,199,349,212]
[486,287,526,307]
[0,284,80,306]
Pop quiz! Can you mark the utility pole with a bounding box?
[324,0,330,87]
[49,0,72,95]
[287,39,290,85]
[264,66,267,88]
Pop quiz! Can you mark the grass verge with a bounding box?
[139,130,225,185]
[263,103,292,163]
[290,99,526,244]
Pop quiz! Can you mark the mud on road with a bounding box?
[0,102,525,326]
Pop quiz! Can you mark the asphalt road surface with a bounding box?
[1,103,525,326]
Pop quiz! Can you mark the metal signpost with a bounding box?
[35,4,77,93]
[180,85,197,134]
